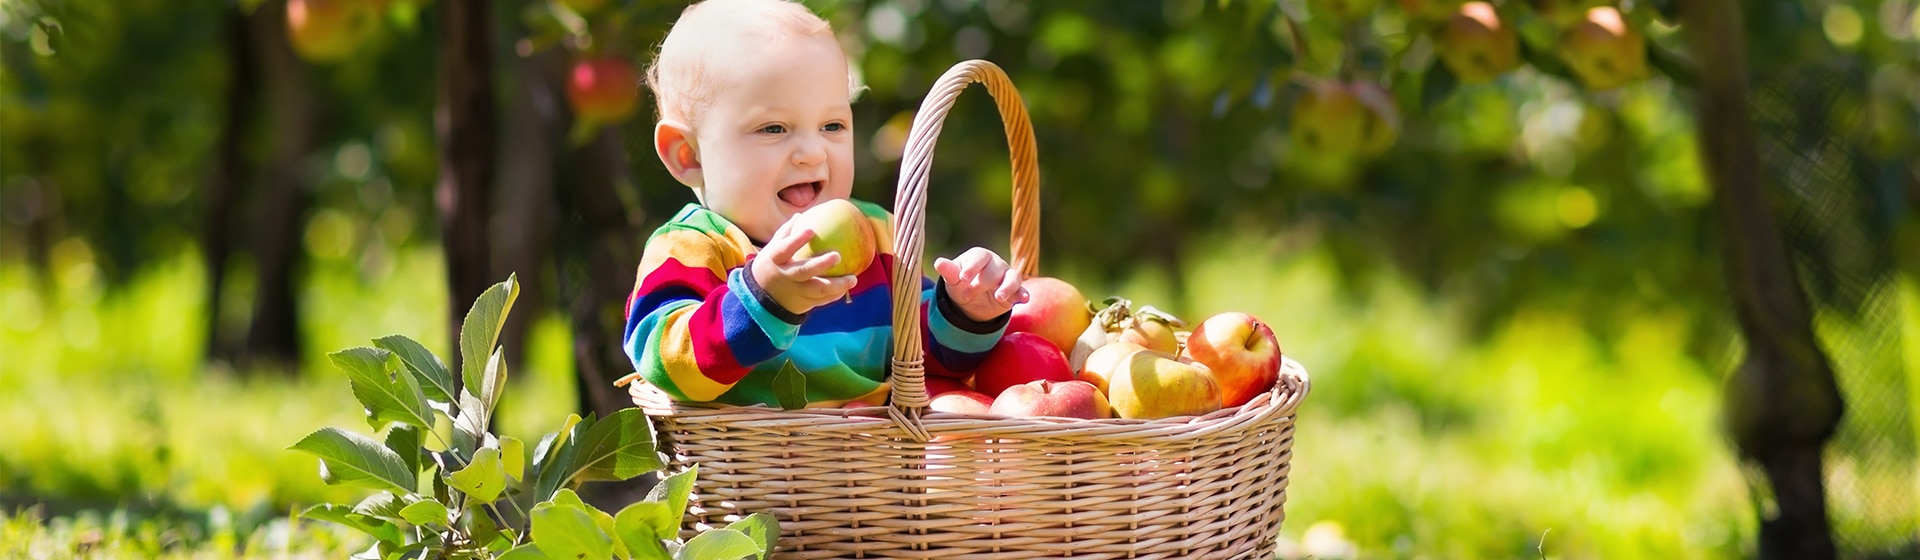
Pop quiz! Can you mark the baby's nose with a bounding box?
[792,136,826,166]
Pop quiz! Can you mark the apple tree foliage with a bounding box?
[292,274,779,559]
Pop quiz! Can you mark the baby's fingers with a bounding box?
[993,271,1025,305]
[784,251,842,280]
[763,227,816,266]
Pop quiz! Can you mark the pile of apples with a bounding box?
[924,277,1285,420]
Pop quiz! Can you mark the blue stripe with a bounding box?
[726,268,800,351]
[718,283,778,365]
[800,285,894,335]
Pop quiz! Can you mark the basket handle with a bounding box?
[888,60,1041,418]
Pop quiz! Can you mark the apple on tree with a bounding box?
[1559,6,1647,90]
[1437,2,1520,84]
[286,0,383,63]
[989,380,1111,420]
[567,56,642,127]
[1291,80,1401,160]
[1184,312,1284,408]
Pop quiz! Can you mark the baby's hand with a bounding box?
[752,220,858,316]
[934,248,1029,323]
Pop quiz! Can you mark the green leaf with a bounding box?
[498,544,552,560]
[398,499,450,526]
[384,425,424,477]
[535,414,591,502]
[469,507,503,550]
[332,347,434,432]
[566,408,663,484]
[289,427,416,493]
[352,492,410,523]
[675,528,759,560]
[453,347,506,458]
[449,447,508,502]
[461,275,519,397]
[502,435,527,481]
[552,489,622,557]
[647,465,699,528]
[375,335,455,403]
[533,414,584,471]
[725,513,779,559]
[614,501,676,560]
[531,502,614,560]
[299,504,404,545]
[771,360,807,410]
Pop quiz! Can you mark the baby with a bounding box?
[625,0,1025,407]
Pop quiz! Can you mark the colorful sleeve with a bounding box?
[856,203,1007,376]
[623,225,803,402]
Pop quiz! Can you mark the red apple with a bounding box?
[1185,312,1284,408]
[928,390,994,414]
[286,0,382,63]
[925,375,971,397]
[1008,277,1092,354]
[972,332,1074,399]
[989,380,1111,419]
[567,56,641,127]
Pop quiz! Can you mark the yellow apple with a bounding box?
[1437,2,1520,84]
[1291,81,1400,159]
[790,199,877,277]
[1079,340,1147,394]
[286,0,381,63]
[1107,350,1223,420]
[1560,6,1646,90]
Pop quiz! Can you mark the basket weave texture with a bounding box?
[626,60,1311,560]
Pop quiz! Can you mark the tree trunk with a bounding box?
[241,0,317,374]
[435,0,499,390]
[492,46,562,376]
[1682,4,1843,560]
[204,2,257,367]
[564,126,644,421]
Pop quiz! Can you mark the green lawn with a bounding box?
[5,240,1917,558]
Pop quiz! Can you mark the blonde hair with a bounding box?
[645,0,854,127]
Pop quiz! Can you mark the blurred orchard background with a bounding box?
[3,0,1919,557]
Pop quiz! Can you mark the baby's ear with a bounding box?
[654,120,702,188]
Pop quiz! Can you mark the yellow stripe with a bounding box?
[637,228,743,282]
[658,305,731,401]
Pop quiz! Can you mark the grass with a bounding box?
[5,236,1917,558]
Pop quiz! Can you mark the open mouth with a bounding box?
[778,181,824,208]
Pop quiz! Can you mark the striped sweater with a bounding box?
[623,200,1005,407]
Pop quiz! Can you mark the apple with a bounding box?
[972,332,1074,399]
[989,380,1111,419]
[286,0,382,63]
[1291,81,1398,159]
[841,400,879,409]
[1117,317,1179,355]
[789,199,877,277]
[1348,82,1400,157]
[1079,340,1146,394]
[928,390,994,414]
[1437,2,1519,84]
[1107,351,1223,420]
[1527,0,1604,26]
[1008,277,1092,354]
[567,56,642,127]
[1185,312,1284,408]
[1560,6,1646,91]
[925,375,971,397]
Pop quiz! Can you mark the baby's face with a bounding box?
[693,33,856,244]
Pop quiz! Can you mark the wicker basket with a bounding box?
[625,60,1311,560]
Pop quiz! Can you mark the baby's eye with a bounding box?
[759,124,787,134]
[821,122,846,132]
